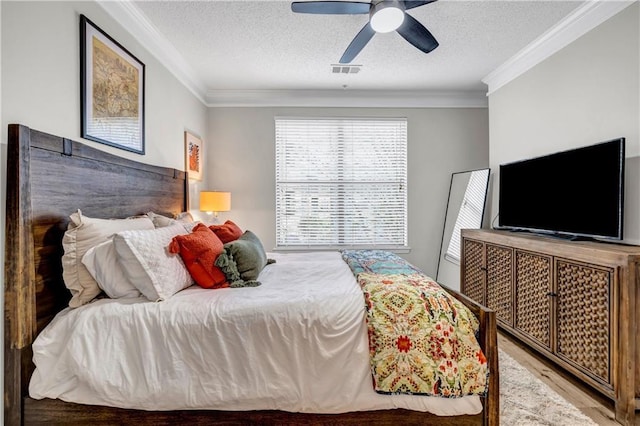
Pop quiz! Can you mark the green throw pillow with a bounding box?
[215,250,260,288]
[223,230,270,281]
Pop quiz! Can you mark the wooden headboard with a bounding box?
[4,124,188,425]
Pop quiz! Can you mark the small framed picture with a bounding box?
[185,131,203,181]
[80,15,145,154]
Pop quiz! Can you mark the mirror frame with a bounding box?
[436,168,490,288]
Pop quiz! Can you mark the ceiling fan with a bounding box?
[291,0,439,64]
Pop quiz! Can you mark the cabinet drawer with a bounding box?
[486,244,513,326]
[462,238,485,305]
[555,259,613,385]
[515,251,552,350]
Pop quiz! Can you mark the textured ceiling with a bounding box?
[133,0,583,92]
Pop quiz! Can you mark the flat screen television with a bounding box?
[498,138,625,240]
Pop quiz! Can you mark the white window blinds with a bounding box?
[275,117,407,248]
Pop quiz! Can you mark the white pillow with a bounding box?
[113,224,193,301]
[147,211,200,232]
[82,240,141,299]
[62,210,155,307]
[146,211,176,228]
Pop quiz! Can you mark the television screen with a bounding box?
[498,138,625,240]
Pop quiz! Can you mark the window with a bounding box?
[275,117,407,248]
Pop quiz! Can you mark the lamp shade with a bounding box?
[200,191,231,213]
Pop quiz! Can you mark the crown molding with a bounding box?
[205,89,488,108]
[483,0,636,96]
[97,0,208,105]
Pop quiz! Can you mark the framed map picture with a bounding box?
[185,131,203,181]
[80,15,145,154]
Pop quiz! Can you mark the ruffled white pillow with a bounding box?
[61,210,154,307]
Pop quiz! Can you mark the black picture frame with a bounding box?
[80,14,145,154]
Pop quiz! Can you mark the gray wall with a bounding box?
[0,1,209,415]
[488,3,640,245]
[206,107,489,276]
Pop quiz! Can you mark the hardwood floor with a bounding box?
[498,331,634,426]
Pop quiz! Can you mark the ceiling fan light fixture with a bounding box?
[370,1,405,33]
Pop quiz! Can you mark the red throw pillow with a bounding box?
[209,220,243,244]
[168,223,228,289]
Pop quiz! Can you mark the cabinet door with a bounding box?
[515,250,552,351]
[486,244,514,326]
[555,259,613,386]
[461,238,485,305]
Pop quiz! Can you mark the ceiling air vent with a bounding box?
[331,64,361,74]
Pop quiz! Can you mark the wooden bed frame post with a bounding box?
[480,305,499,425]
[4,124,36,426]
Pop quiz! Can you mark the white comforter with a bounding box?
[29,251,481,415]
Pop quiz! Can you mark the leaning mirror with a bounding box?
[436,168,490,290]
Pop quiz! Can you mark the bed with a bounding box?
[4,124,499,425]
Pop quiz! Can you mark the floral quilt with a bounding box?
[342,250,488,397]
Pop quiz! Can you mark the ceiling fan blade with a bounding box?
[339,22,376,63]
[403,0,438,10]
[396,13,439,54]
[291,1,370,14]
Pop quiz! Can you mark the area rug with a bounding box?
[500,349,598,425]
